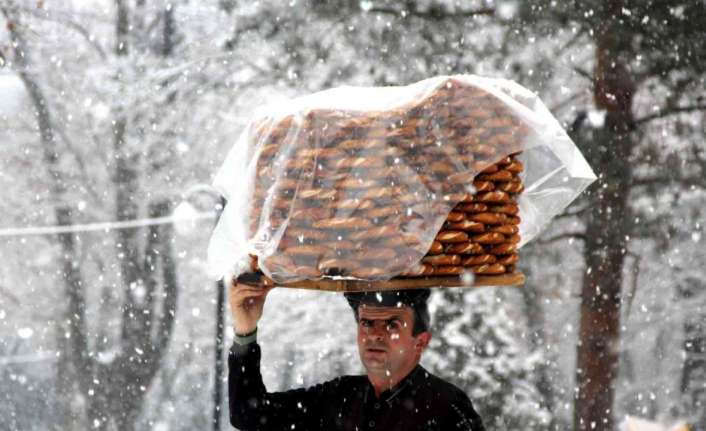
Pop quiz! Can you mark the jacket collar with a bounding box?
[365,364,425,405]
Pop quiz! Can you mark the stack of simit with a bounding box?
[245,78,528,281]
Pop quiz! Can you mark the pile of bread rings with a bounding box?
[244,78,528,281]
[403,154,522,277]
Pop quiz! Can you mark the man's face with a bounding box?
[356,304,431,381]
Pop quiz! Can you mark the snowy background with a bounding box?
[0,1,704,430]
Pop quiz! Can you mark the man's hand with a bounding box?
[228,278,274,335]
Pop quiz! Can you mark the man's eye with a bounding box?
[361,320,372,327]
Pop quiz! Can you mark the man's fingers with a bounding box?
[233,290,267,301]
[232,286,268,294]
[230,287,267,299]
[229,281,275,308]
[232,290,271,308]
[230,281,275,295]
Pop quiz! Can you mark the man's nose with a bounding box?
[366,322,387,339]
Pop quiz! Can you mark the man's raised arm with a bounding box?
[227,281,334,430]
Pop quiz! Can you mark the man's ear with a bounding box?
[414,331,432,353]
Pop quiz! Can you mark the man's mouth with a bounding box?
[366,347,386,353]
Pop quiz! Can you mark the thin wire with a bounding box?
[0,351,57,365]
[0,212,217,237]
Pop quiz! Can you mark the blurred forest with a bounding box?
[0,0,704,430]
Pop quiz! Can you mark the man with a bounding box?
[228,280,486,431]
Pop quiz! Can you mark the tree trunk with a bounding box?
[0,5,94,427]
[678,277,706,431]
[520,266,561,430]
[574,1,636,428]
[93,4,181,428]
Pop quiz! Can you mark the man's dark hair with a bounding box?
[343,289,431,336]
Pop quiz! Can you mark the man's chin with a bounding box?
[362,360,390,375]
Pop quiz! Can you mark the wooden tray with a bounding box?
[235,271,525,292]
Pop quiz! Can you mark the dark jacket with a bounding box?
[228,342,485,431]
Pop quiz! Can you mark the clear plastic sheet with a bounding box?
[207,75,596,282]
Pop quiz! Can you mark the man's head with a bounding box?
[344,289,432,384]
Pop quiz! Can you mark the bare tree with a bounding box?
[1,2,180,429]
[514,0,706,429]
